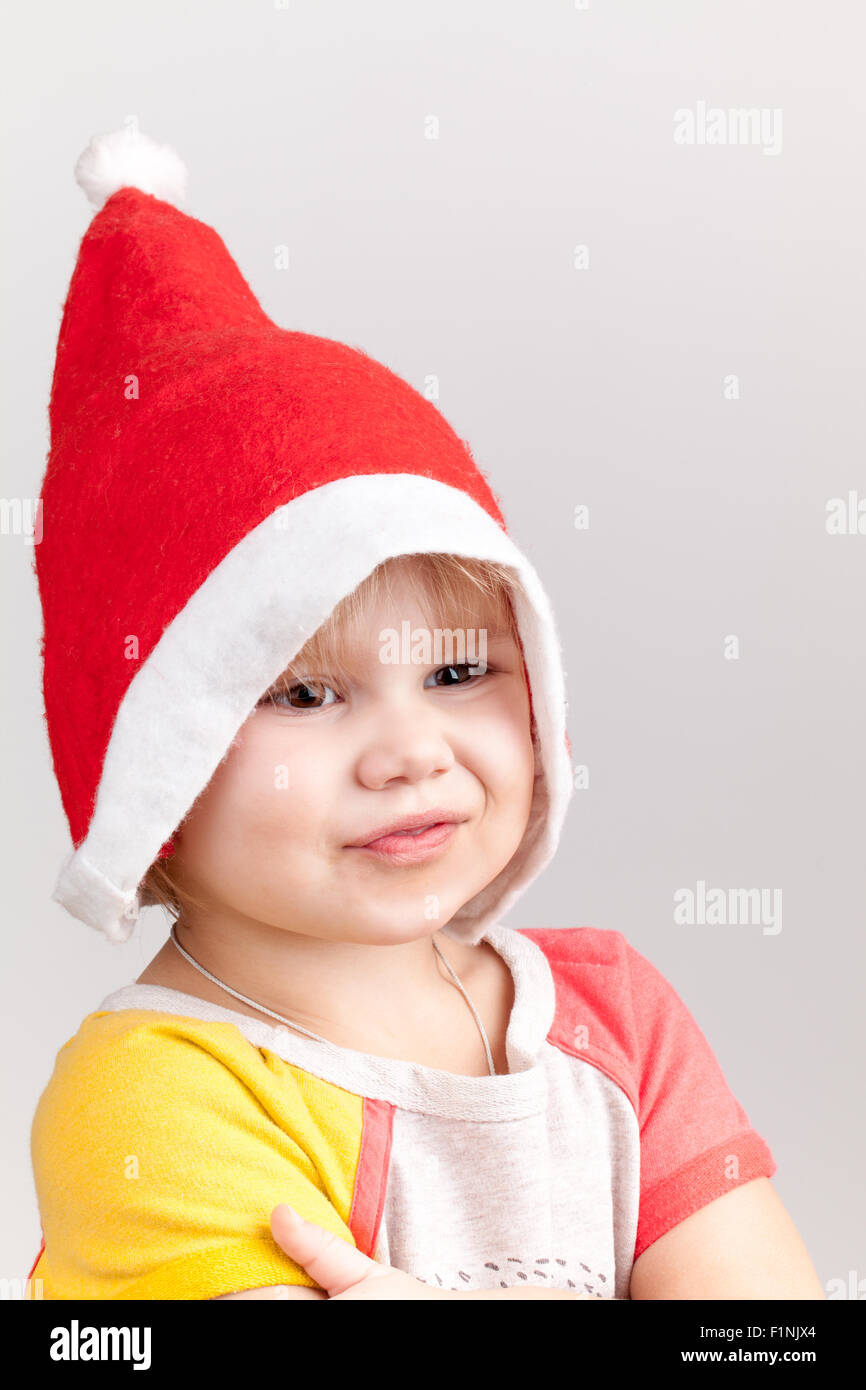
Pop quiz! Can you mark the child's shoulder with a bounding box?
[518,923,633,966]
[516,925,716,1112]
[47,1004,256,1072]
[32,1006,275,1134]
[28,1008,361,1300]
[517,922,669,994]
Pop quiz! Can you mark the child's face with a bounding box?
[172,570,536,945]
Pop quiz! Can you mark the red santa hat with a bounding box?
[34,125,573,946]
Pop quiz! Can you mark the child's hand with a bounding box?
[269,1203,449,1300]
[269,1203,597,1300]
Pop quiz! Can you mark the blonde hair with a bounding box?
[140,552,529,921]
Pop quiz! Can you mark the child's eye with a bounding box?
[257,678,341,712]
[425,661,492,688]
[256,662,494,713]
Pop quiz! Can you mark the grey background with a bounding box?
[2,0,863,1293]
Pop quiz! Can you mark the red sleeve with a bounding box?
[623,939,777,1260]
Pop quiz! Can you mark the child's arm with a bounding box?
[255,1183,824,1301]
[214,1284,326,1299]
[610,935,822,1299]
[629,1176,825,1300]
[215,1285,588,1300]
[262,1202,594,1300]
[29,1016,362,1300]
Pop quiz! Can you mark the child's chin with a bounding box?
[335,909,457,944]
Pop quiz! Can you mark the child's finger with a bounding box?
[270,1203,387,1298]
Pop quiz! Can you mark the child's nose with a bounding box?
[353,713,456,790]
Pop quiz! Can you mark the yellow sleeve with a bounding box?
[29,1009,364,1300]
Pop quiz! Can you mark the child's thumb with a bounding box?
[270,1203,383,1298]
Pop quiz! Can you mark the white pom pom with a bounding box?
[74,126,188,211]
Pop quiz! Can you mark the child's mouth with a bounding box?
[351,821,460,863]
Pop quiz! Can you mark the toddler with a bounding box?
[26,127,823,1301]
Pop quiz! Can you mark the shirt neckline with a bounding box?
[94,922,556,1121]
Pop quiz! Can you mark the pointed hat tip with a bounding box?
[74,126,188,211]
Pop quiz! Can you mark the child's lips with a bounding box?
[348,821,461,863]
[346,810,467,847]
